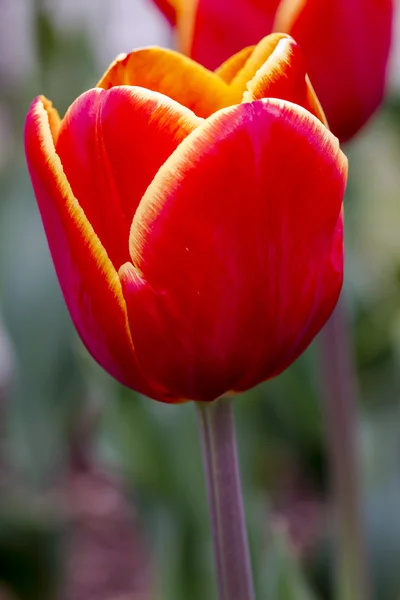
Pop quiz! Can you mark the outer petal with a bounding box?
[274,0,394,141]
[97,48,231,118]
[56,86,201,269]
[188,0,282,69]
[24,96,176,401]
[120,99,347,402]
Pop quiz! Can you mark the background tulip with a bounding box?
[153,0,393,141]
[25,36,347,403]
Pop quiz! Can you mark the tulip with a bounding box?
[153,0,393,142]
[25,35,347,403]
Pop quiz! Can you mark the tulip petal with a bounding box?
[215,46,255,84]
[56,86,201,269]
[246,36,326,123]
[274,0,393,140]
[97,47,231,118]
[217,34,326,122]
[224,33,287,97]
[24,96,174,400]
[121,99,347,401]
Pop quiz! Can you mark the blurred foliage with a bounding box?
[0,498,64,600]
[33,6,97,117]
[0,2,400,600]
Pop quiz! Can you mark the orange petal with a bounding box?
[56,86,201,270]
[24,96,172,400]
[120,99,347,401]
[215,46,256,84]
[274,0,393,140]
[214,34,325,123]
[97,47,230,118]
[225,33,287,97]
[241,35,326,123]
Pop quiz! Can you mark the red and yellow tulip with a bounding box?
[25,35,347,403]
[154,0,393,142]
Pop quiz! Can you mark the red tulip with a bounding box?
[154,0,393,142]
[25,35,347,403]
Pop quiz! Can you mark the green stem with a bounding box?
[196,397,255,600]
[320,298,369,600]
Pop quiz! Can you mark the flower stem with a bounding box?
[319,299,369,600]
[196,397,255,600]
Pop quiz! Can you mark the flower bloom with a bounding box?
[25,35,347,403]
[153,0,393,142]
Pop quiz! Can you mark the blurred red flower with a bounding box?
[153,0,393,141]
[25,35,347,402]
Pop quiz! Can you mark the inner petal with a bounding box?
[242,36,326,123]
[56,85,201,270]
[215,46,256,84]
[97,47,231,118]
[228,33,288,98]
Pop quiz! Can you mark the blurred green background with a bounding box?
[0,1,400,599]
